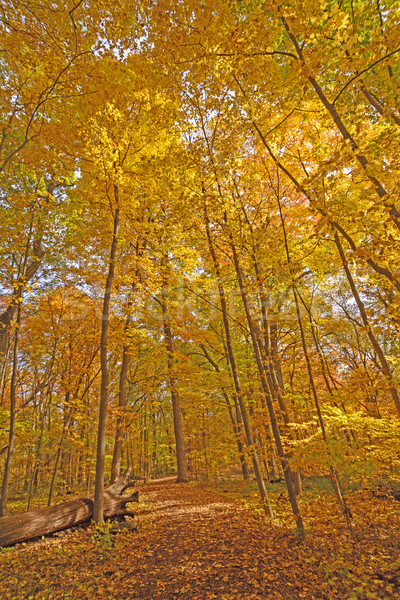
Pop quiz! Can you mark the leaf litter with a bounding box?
[1,476,400,599]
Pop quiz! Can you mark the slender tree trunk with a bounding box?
[296,289,356,442]
[267,422,280,481]
[0,190,51,385]
[110,239,144,482]
[110,323,131,483]
[27,407,46,511]
[48,404,74,506]
[143,413,149,481]
[162,293,189,483]
[0,302,21,517]
[0,216,39,514]
[0,326,12,405]
[152,412,158,478]
[224,392,250,481]
[93,192,120,524]
[270,322,284,393]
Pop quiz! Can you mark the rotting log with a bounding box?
[0,475,139,547]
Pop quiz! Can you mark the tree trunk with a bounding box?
[110,340,131,483]
[275,196,352,523]
[225,392,250,481]
[162,294,189,483]
[48,405,74,506]
[291,470,302,497]
[0,475,138,547]
[0,305,16,389]
[93,194,120,524]
[0,302,21,517]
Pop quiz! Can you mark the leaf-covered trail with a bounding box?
[1,477,400,599]
[125,477,315,600]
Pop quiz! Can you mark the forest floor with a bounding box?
[1,476,400,599]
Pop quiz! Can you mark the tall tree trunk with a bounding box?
[110,318,132,484]
[270,322,285,393]
[161,290,189,483]
[0,301,21,517]
[93,190,120,524]
[267,422,280,481]
[27,405,46,511]
[0,306,16,391]
[48,404,74,506]
[111,235,145,482]
[225,393,250,481]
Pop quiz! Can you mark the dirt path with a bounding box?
[1,477,399,599]
[117,477,319,600]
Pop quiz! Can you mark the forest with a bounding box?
[0,0,400,598]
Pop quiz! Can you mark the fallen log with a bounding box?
[0,475,139,547]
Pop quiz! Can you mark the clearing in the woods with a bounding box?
[1,477,400,599]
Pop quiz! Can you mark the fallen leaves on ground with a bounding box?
[1,477,400,599]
